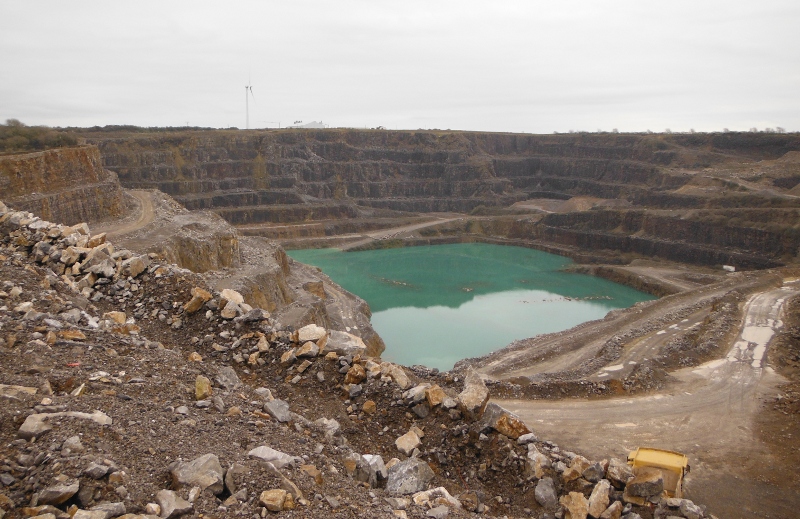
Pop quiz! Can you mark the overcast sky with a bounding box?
[1,1,798,133]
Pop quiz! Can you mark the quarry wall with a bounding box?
[0,146,125,225]
[82,129,800,267]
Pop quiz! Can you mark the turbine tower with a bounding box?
[245,81,255,129]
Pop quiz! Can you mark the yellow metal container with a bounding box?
[627,447,690,498]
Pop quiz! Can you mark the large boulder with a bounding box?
[169,454,225,495]
[562,455,591,483]
[456,369,489,420]
[587,479,611,518]
[326,330,368,356]
[625,466,663,498]
[527,445,552,479]
[479,403,531,439]
[386,458,434,495]
[297,324,327,343]
[381,362,412,390]
[606,458,634,489]
[560,491,589,519]
[534,477,558,509]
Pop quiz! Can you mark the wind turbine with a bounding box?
[245,80,256,129]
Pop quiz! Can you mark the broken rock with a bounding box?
[395,430,421,456]
[248,446,299,469]
[479,402,531,439]
[534,477,558,509]
[38,480,80,505]
[456,369,489,420]
[169,454,225,495]
[386,458,435,495]
[156,489,192,518]
[560,491,589,519]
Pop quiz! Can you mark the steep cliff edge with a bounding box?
[0,146,125,225]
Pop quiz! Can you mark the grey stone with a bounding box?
[588,479,612,518]
[72,510,108,519]
[84,462,110,479]
[625,467,663,498]
[215,366,241,390]
[535,477,558,509]
[477,402,531,439]
[224,463,248,494]
[61,435,85,453]
[607,458,634,489]
[362,454,388,485]
[314,417,340,439]
[679,500,704,519]
[263,399,292,422]
[120,255,149,278]
[89,501,126,518]
[403,384,430,405]
[325,330,367,356]
[248,445,299,469]
[157,489,192,518]
[18,411,112,440]
[170,454,225,495]
[583,462,605,483]
[386,458,434,495]
[412,403,429,418]
[456,369,489,420]
[427,505,450,519]
[517,432,538,445]
[38,480,80,505]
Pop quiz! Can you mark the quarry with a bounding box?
[1,127,799,519]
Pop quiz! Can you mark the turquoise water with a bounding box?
[288,243,654,370]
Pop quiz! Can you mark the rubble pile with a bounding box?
[0,201,717,519]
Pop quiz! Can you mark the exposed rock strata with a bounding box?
[0,146,125,225]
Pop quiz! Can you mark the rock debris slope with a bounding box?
[0,200,716,519]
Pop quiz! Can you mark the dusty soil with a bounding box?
[486,277,800,519]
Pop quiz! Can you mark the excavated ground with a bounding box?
[0,205,692,519]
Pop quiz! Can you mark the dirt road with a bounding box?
[93,189,155,238]
[495,281,799,518]
[339,215,462,250]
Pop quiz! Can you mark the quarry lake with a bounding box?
[288,243,654,370]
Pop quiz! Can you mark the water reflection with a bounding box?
[288,243,654,370]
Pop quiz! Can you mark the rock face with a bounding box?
[0,146,125,225]
[88,129,800,268]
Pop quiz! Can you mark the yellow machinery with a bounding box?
[627,447,690,498]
